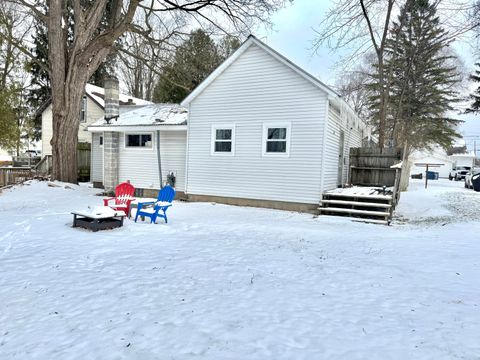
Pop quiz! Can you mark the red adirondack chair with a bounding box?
[103,181,136,217]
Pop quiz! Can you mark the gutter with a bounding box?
[88,125,187,132]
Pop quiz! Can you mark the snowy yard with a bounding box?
[1,179,480,359]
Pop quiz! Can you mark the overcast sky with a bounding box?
[254,1,480,153]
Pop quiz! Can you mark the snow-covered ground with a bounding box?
[1,179,480,359]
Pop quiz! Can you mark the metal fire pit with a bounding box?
[72,207,125,232]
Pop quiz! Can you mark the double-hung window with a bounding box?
[125,133,153,148]
[211,124,235,155]
[80,95,87,122]
[262,122,291,156]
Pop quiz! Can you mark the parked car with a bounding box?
[449,166,471,181]
[24,150,41,158]
[465,170,480,189]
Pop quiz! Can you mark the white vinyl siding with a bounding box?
[186,44,327,204]
[118,130,186,191]
[91,133,104,183]
[322,105,364,190]
[41,105,53,156]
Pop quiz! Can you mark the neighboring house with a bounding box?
[449,153,476,169]
[90,35,369,212]
[39,83,152,156]
[0,148,13,164]
[410,148,454,178]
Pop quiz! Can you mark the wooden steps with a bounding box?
[319,192,393,225]
[318,207,390,217]
[321,199,392,208]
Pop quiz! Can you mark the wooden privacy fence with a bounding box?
[12,156,41,168]
[349,148,403,187]
[33,143,91,181]
[77,142,91,181]
[0,167,33,187]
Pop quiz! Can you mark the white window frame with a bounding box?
[211,124,235,156]
[80,95,87,123]
[99,135,104,148]
[124,132,154,150]
[262,122,291,157]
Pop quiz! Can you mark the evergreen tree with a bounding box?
[0,89,19,151]
[153,30,240,103]
[383,0,461,151]
[27,11,50,141]
[467,62,480,114]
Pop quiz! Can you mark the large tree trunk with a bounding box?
[51,98,81,183]
[50,67,91,183]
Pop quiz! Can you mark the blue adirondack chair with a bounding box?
[134,186,176,224]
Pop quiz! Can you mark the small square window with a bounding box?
[212,125,234,155]
[126,134,152,148]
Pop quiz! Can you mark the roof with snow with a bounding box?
[34,83,153,119]
[89,104,188,128]
[85,84,152,108]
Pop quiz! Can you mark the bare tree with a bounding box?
[314,0,478,150]
[314,0,397,150]
[335,52,377,121]
[2,0,284,183]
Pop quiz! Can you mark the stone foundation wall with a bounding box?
[186,194,318,214]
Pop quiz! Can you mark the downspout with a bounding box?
[156,130,163,189]
[320,98,330,198]
[184,103,191,195]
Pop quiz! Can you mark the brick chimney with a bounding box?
[103,77,120,194]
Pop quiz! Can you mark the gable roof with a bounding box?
[85,83,152,109]
[181,35,340,107]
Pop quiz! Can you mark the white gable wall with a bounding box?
[41,98,104,156]
[186,44,328,204]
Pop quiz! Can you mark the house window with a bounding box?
[99,135,103,147]
[211,124,235,155]
[262,123,291,156]
[126,134,152,148]
[80,95,87,123]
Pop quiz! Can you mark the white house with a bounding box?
[181,35,367,211]
[39,83,152,156]
[410,148,454,178]
[89,35,368,212]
